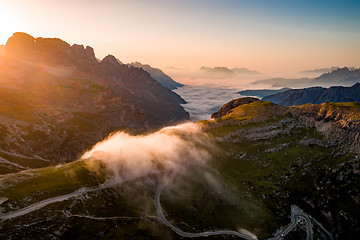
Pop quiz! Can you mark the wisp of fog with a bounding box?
[81,123,216,185]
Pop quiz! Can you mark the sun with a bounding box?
[0,4,17,45]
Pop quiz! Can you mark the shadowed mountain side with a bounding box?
[238,88,291,98]
[0,32,189,171]
[263,83,360,106]
[128,62,184,90]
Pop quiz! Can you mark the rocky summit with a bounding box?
[0,32,189,172]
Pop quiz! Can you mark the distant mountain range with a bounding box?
[128,62,183,90]
[263,83,360,106]
[253,67,360,88]
[232,67,260,75]
[312,67,360,86]
[238,88,291,98]
[252,77,312,88]
[300,66,356,74]
[199,66,259,79]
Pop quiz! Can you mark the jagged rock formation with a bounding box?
[0,32,189,171]
[290,102,360,153]
[263,83,360,106]
[128,62,183,90]
[211,98,360,154]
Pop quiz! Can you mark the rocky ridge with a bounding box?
[210,98,360,154]
[0,32,189,172]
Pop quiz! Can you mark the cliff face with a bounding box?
[263,83,360,106]
[0,33,189,171]
[210,98,360,154]
[290,102,360,153]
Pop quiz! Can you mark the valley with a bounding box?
[0,17,359,239]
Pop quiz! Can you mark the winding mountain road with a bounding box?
[0,181,332,240]
[155,184,258,240]
[269,205,313,240]
[155,184,333,240]
[0,185,109,221]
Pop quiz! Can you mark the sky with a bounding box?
[0,0,359,73]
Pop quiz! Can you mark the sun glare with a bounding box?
[0,4,17,45]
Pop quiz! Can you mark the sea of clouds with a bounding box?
[174,84,244,121]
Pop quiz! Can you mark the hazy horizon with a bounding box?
[1,0,360,75]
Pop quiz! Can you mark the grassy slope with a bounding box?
[196,101,360,239]
[0,101,359,239]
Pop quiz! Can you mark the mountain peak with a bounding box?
[5,32,100,65]
[211,97,259,119]
[101,54,121,65]
[5,32,36,60]
[70,44,97,63]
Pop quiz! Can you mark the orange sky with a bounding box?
[1,0,359,74]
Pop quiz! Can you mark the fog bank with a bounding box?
[81,123,216,184]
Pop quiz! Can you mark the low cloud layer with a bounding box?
[174,85,242,121]
[81,123,215,184]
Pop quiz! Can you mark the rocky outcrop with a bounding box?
[211,97,360,154]
[263,83,360,106]
[210,97,259,118]
[290,102,360,153]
